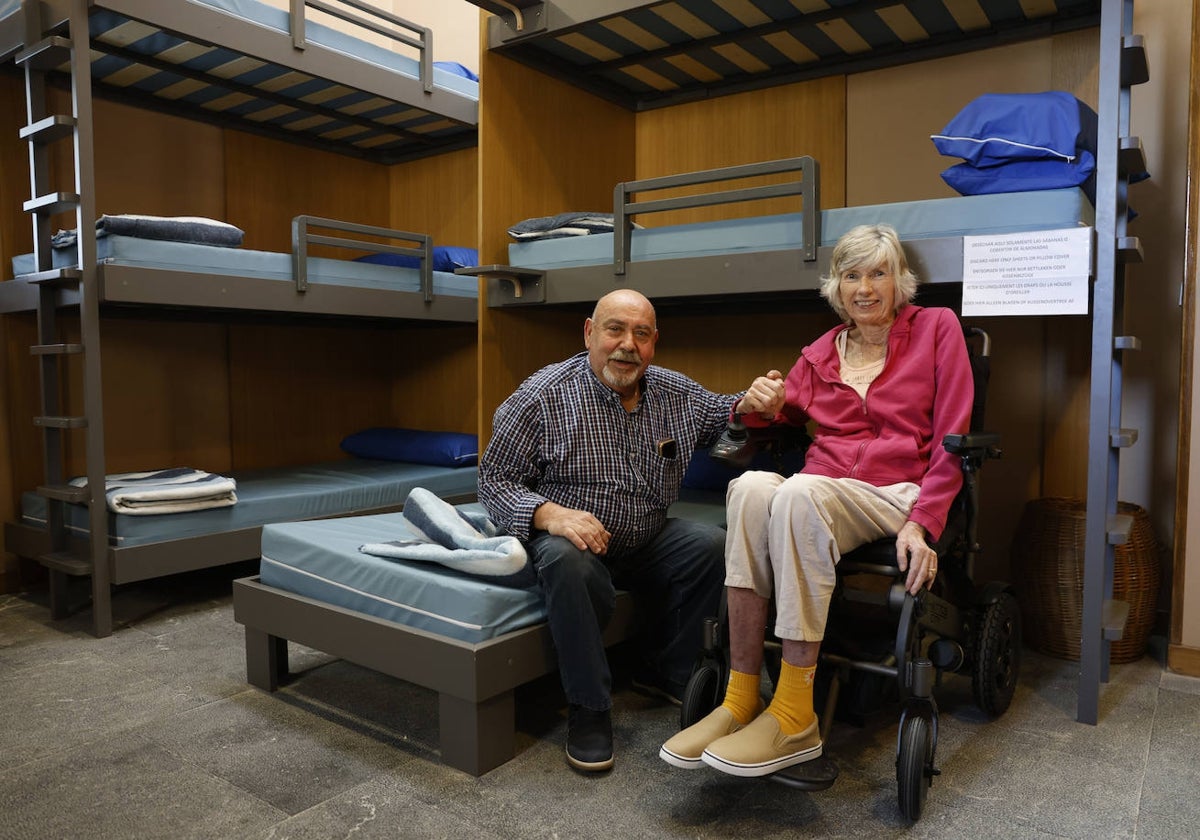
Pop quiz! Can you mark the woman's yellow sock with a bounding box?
[766,661,817,735]
[721,669,762,725]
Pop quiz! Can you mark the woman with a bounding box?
[660,223,974,778]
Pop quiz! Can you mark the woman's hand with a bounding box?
[739,370,786,419]
[896,520,937,595]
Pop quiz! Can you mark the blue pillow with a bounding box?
[681,441,807,491]
[940,150,1096,197]
[932,91,1096,167]
[340,428,479,468]
[433,61,479,82]
[354,245,478,273]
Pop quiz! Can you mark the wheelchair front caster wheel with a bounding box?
[680,660,724,729]
[972,591,1021,718]
[896,715,934,822]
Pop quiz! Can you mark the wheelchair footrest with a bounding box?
[768,755,839,791]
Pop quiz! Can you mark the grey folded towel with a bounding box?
[507,212,616,241]
[51,215,245,249]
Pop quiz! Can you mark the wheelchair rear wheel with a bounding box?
[680,659,725,729]
[972,591,1021,717]
[896,714,933,821]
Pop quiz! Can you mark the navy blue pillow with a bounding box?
[940,150,1096,197]
[932,91,1095,167]
[433,61,479,82]
[681,441,806,491]
[340,428,479,468]
[355,246,478,273]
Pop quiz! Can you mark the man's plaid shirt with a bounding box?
[478,352,738,559]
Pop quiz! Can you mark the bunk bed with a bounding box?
[0,0,483,638]
[458,0,1148,728]
[230,0,1148,782]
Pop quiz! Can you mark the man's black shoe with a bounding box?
[566,705,614,772]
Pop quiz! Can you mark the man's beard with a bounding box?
[602,351,641,390]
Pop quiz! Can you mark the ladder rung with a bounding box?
[20,114,76,144]
[1117,236,1143,263]
[1121,35,1149,87]
[15,36,72,71]
[36,550,92,576]
[37,483,88,503]
[16,267,81,286]
[31,343,84,356]
[34,415,87,429]
[1114,336,1141,351]
[1102,599,1130,641]
[1118,137,1146,179]
[24,192,79,216]
[1107,513,1134,546]
[1110,428,1139,448]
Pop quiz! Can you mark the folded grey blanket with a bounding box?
[507,212,616,241]
[69,467,238,515]
[51,215,245,249]
[359,487,535,587]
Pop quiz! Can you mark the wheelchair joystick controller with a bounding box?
[710,416,755,470]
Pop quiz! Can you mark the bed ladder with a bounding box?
[15,0,112,637]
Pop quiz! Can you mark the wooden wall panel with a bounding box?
[388,146,478,247]
[635,77,847,224]
[390,323,479,434]
[477,49,636,442]
[228,322,400,469]
[223,131,391,252]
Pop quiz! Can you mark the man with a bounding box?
[478,289,779,772]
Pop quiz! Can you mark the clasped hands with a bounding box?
[739,370,787,419]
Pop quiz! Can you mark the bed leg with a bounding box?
[48,570,70,620]
[244,627,288,691]
[438,690,515,776]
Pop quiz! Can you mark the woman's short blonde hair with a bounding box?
[819,223,918,322]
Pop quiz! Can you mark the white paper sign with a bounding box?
[960,227,1092,316]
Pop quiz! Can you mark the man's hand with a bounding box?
[739,370,786,420]
[534,501,612,555]
[895,520,937,595]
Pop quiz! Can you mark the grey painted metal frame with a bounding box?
[232,576,638,776]
[613,156,819,274]
[291,215,434,302]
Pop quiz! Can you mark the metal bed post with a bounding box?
[1079,0,1146,724]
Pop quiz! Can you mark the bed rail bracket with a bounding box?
[472,1,547,40]
[456,265,546,305]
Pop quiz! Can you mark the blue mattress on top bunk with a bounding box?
[20,458,478,547]
[10,236,479,297]
[258,490,727,644]
[509,188,1094,269]
[192,0,478,100]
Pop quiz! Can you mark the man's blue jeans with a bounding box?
[528,518,725,711]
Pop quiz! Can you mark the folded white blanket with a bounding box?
[69,468,238,516]
[359,487,534,586]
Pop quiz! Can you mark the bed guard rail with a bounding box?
[613,156,820,276]
[292,216,433,302]
[290,0,433,93]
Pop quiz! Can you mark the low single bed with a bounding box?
[232,489,727,775]
[464,157,1096,307]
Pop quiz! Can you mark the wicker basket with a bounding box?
[1011,497,1160,664]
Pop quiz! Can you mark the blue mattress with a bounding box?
[11,236,479,298]
[194,0,477,100]
[260,507,546,645]
[20,458,478,547]
[509,188,1094,269]
[256,491,728,644]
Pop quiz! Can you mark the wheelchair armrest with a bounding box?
[942,431,1001,459]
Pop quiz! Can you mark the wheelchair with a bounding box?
[679,326,1016,822]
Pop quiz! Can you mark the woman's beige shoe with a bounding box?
[700,712,822,777]
[659,706,748,769]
